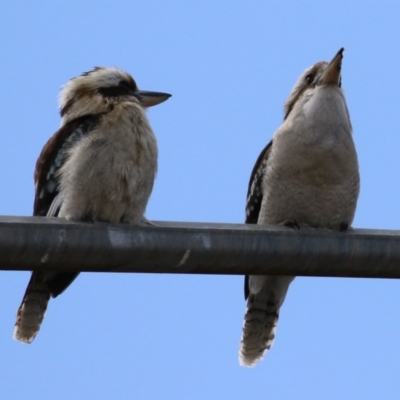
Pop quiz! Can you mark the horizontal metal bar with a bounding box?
[0,216,399,278]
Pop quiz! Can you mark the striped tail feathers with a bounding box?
[239,292,280,366]
[239,275,294,367]
[13,273,50,344]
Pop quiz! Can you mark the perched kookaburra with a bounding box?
[239,48,360,367]
[14,67,171,343]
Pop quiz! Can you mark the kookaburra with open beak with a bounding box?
[14,67,171,343]
[239,48,360,367]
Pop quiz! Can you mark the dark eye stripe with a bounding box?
[98,79,138,98]
[98,85,131,97]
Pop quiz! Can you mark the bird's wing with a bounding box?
[32,113,103,297]
[34,114,103,217]
[244,140,273,299]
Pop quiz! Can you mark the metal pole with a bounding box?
[0,216,399,278]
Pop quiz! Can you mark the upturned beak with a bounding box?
[317,48,344,86]
[134,90,172,107]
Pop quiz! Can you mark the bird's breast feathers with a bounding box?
[260,87,359,227]
[57,103,158,223]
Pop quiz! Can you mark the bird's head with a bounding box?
[283,48,344,120]
[59,67,171,125]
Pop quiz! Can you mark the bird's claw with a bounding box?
[281,220,300,230]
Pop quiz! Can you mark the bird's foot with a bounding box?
[280,220,300,230]
[81,217,95,223]
[65,215,95,223]
[340,223,352,232]
[140,217,156,226]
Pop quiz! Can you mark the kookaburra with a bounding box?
[239,48,360,367]
[14,67,171,343]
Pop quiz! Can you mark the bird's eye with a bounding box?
[305,74,314,85]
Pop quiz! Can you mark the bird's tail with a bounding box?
[239,276,293,367]
[13,273,50,344]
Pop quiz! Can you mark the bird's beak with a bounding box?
[317,48,344,86]
[134,90,172,107]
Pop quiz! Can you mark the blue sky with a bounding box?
[1,1,400,399]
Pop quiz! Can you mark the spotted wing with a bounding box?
[34,114,102,217]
